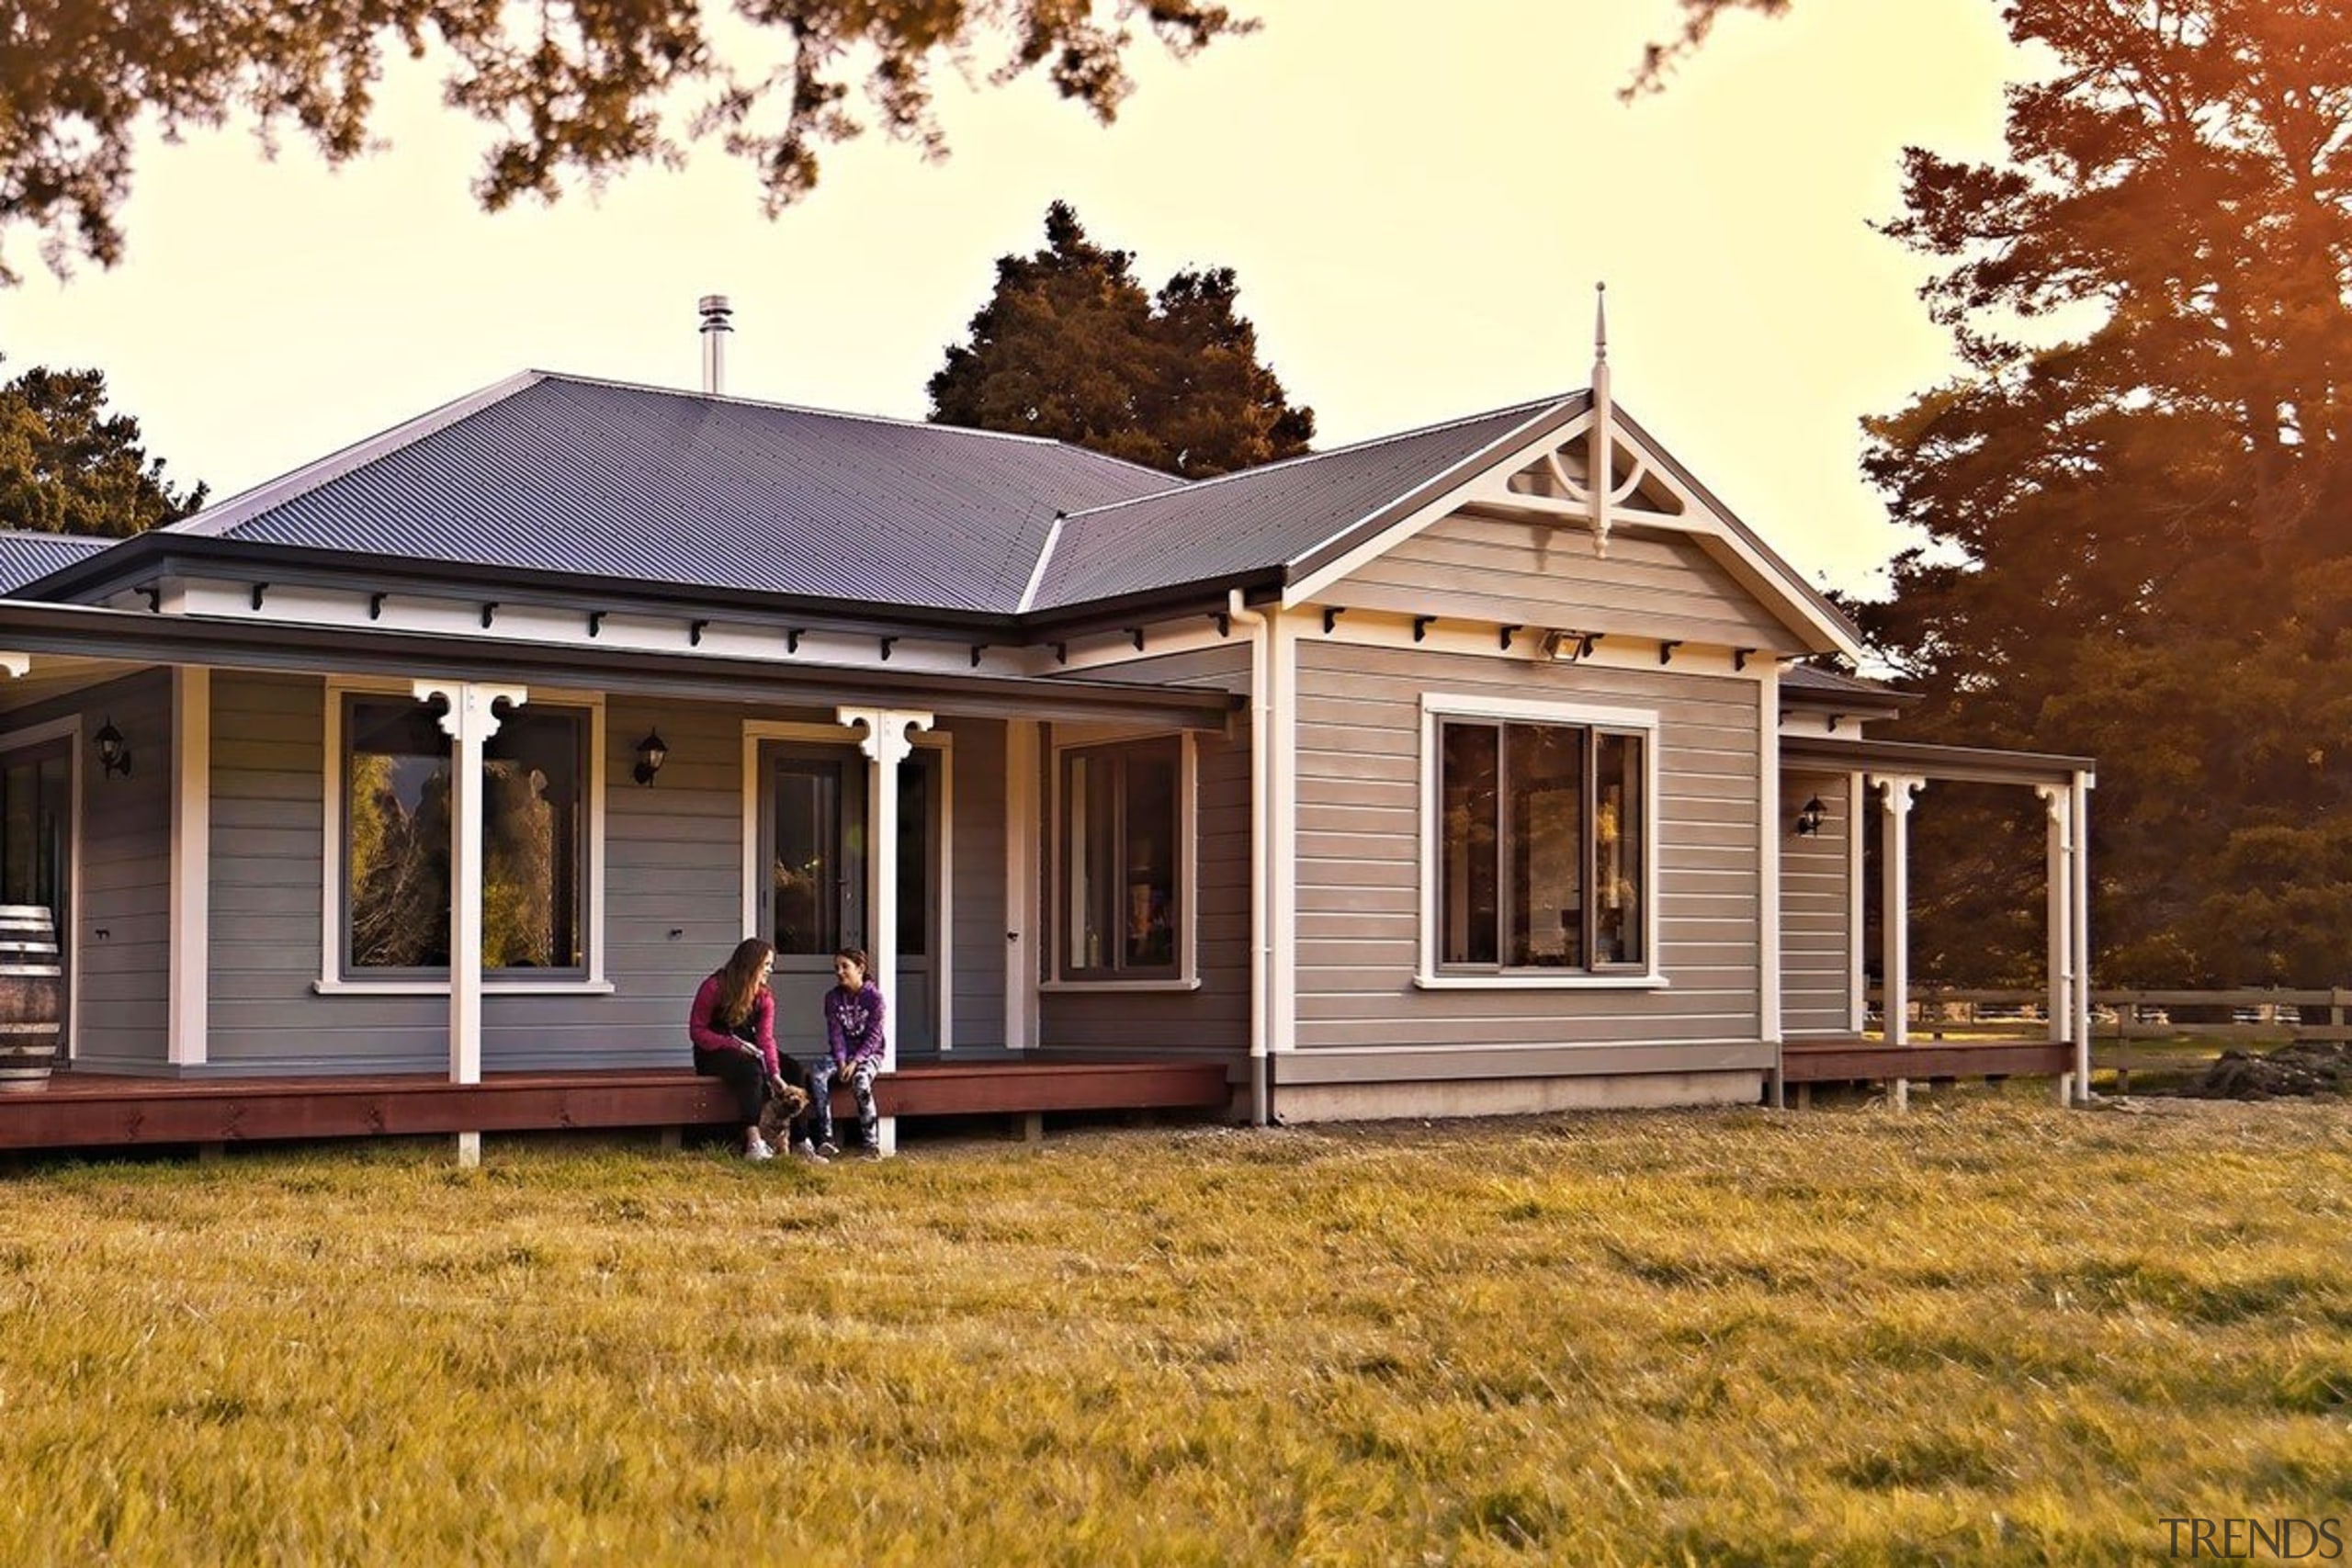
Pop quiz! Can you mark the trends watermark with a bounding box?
[2160,1517,2344,1559]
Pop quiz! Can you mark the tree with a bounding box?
[928,201,1313,478]
[0,359,205,536]
[1855,0,2352,987]
[0,2,1250,284]
[1626,0,1792,96]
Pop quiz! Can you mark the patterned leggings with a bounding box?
[808,1057,880,1147]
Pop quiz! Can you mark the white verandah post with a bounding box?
[416,679,527,1168]
[1873,774,1924,1110]
[838,705,933,1156]
[2037,783,2075,1102]
[2071,770,2094,1105]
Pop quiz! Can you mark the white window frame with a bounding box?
[315,677,610,995]
[1042,726,1201,992]
[1416,692,1668,991]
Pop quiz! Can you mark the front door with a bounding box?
[0,740,72,1066]
[760,744,938,1056]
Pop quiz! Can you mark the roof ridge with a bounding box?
[0,527,113,547]
[1016,510,1071,615]
[531,370,1181,479]
[1055,392,1577,525]
[168,371,548,538]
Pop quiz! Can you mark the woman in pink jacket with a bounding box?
[687,938,792,1160]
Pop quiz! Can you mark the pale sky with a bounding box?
[2,0,2019,599]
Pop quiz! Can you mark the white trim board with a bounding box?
[169,667,209,1066]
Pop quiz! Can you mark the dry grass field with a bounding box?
[0,1093,2346,1565]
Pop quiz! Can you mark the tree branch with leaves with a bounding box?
[0,0,1251,282]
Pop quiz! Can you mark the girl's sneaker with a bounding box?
[745,1134,775,1162]
[814,1141,841,1159]
[793,1139,830,1164]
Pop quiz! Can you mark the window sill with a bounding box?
[1413,971,1669,991]
[1038,977,1203,993]
[311,977,617,997]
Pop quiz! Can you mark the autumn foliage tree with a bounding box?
[928,201,1313,478]
[0,1,1249,282]
[0,359,204,536]
[1854,1,2352,987]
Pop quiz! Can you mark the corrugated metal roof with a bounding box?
[169,373,1182,613]
[0,529,118,593]
[1781,663,1910,702]
[1026,395,1577,610]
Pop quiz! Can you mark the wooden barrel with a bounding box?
[0,905,62,1092]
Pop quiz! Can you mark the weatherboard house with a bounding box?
[0,312,2097,1157]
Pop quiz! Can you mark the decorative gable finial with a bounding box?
[1538,279,1652,561]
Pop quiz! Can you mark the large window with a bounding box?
[1435,714,1648,974]
[343,696,588,974]
[1059,737,1182,980]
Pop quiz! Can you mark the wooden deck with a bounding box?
[0,1059,1236,1153]
[1779,1038,2074,1085]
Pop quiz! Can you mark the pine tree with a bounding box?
[928,202,1314,479]
[0,359,204,536]
[1860,0,2352,987]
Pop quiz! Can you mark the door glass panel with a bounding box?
[36,757,67,914]
[897,761,928,959]
[3,761,36,906]
[771,761,842,957]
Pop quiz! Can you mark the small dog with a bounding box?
[757,1057,816,1148]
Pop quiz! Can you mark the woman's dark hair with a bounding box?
[717,938,775,1028]
[834,946,870,982]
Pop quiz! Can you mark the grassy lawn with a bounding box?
[2,1094,2347,1565]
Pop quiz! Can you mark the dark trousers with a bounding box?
[693,1046,769,1131]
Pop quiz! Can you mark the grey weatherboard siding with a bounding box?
[1780,770,1855,1039]
[75,670,173,1071]
[1038,641,1252,1066]
[1287,636,1768,1077]
[204,674,1013,1072]
[1338,511,1807,656]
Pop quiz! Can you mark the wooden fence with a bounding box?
[1862,987,2350,1090]
[1866,986,2352,1045]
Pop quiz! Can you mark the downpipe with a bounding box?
[1227,589,1273,1127]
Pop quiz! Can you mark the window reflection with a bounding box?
[1438,716,1647,973]
[345,699,585,972]
[1062,739,1181,977]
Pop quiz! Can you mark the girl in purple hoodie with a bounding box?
[808,946,887,1157]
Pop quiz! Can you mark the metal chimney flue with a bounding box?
[697,294,732,395]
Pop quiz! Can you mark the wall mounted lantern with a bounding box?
[1793,795,1827,837]
[94,716,132,778]
[633,729,668,786]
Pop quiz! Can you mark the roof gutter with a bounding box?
[0,602,1241,730]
